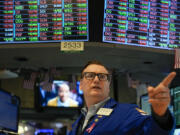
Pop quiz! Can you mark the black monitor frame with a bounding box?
[34,76,84,119]
[0,88,20,133]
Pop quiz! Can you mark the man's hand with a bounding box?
[148,72,176,116]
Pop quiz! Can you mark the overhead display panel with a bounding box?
[103,0,180,49]
[0,0,88,44]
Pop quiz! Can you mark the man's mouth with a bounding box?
[92,86,101,89]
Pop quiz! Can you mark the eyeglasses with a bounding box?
[82,72,111,81]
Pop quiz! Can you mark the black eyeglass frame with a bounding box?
[81,72,111,81]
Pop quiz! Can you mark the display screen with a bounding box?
[35,129,54,135]
[0,0,88,44]
[0,89,20,132]
[171,86,180,126]
[103,0,180,49]
[140,94,151,115]
[174,128,180,135]
[140,93,174,119]
[39,80,83,107]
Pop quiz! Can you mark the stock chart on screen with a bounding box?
[103,0,180,49]
[0,0,88,44]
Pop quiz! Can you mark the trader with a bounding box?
[69,60,176,135]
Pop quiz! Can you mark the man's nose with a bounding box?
[93,75,100,81]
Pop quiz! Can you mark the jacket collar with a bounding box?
[84,98,117,134]
[72,98,117,135]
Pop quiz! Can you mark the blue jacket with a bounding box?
[69,98,175,135]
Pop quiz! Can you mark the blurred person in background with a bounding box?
[47,82,78,107]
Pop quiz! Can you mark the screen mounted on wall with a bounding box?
[0,89,20,133]
[171,86,180,126]
[103,0,180,49]
[38,80,84,108]
[0,0,88,44]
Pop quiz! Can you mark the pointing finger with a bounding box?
[147,86,154,97]
[161,72,176,87]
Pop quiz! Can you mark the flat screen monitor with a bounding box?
[38,80,84,108]
[174,128,180,135]
[171,86,180,126]
[103,0,180,49]
[35,129,54,135]
[140,93,174,116]
[0,89,20,133]
[0,0,88,44]
[140,94,151,115]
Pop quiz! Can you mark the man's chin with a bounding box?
[90,91,102,97]
[60,99,66,102]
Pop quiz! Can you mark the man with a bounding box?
[69,60,176,135]
[47,82,78,107]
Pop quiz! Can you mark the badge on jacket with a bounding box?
[97,108,113,116]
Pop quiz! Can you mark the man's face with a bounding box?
[58,84,70,102]
[80,64,110,102]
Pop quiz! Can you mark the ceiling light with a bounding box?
[0,70,18,79]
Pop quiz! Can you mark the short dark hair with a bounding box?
[81,60,110,77]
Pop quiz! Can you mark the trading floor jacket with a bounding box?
[69,98,175,135]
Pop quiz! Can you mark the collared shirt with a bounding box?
[81,97,110,130]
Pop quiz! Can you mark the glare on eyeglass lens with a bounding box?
[82,72,111,81]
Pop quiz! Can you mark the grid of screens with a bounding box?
[0,0,88,44]
[103,0,180,49]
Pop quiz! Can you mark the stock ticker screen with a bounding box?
[103,0,180,49]
[0,0,88,44]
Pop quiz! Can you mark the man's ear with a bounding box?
[79,79,83,91]
[79,81,82,90]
